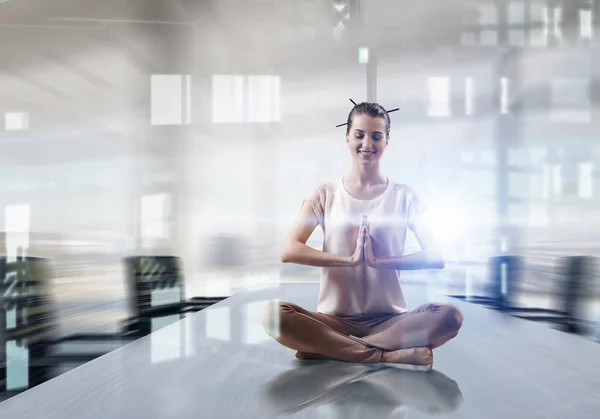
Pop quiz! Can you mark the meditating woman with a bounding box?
[261,102,463,371]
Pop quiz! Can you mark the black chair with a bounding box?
[507,256,596,335]
[449,255,523,310]
[449,255,596,335]
[121,256,227,336]
[0,256,116,396]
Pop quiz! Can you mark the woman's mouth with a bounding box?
[359,150,375,157]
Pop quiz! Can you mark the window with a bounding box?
[552,165,562,197]
[530,205,549,226]
[530,3,547,24]
[461,32,477,46]
[500,77,510,114]
[579,162,593,198]
[509,172,530,198]
[248,76,280,122]
[508,148,531,166]
[212,75,244,123]
[580,9,593,39]
[529,3,549,46]
[140,194,170,249]
[551,7,563,41]
[550,79,591,123]
[509,204,529,227]
[358,47,369,64]
[509,30,525,46]
[5,204,30,260]
[212,75,280,123]
[480,30,499,45]
[5,112,29,130]
[461,151,475,163]
[427,77,450,117]
[150,75,192,126]
[465,77,474,115]
[508,1,525,24]
[6,341,29,390]
[479,3,497,25]
[542,165,550,199]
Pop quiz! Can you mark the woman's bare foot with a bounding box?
[381,347,433,366]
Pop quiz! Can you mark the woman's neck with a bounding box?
[346,164,386,186]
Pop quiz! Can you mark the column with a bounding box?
[366,50,377,102]
[494,47,521,254]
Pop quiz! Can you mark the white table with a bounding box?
[1,283,599,419]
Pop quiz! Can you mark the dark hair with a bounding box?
[345,102,391,137]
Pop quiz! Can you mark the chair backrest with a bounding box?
[1,257,58,347]
[1,257,58,392]
[558,256,595,324]
[488,255,523,308]
[123,256,185,318]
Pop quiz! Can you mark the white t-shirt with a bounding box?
[305,177,429,316]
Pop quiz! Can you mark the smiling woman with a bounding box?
[261,102,463,371]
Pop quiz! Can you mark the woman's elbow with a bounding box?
[428,251,445,269]
[280,246,293,263]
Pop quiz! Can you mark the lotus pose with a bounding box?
[261,102,463,370]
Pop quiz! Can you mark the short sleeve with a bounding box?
[407,190,429,233]
[303,184,327,228]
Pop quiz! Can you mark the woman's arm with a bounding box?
[280,201,363,268]
[373,249,445,270]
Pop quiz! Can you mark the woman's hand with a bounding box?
[348,222,366,267]
[364,226,379,268]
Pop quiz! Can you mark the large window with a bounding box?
[212,75,280,123]
[5,204,30,260]
[460,2,594,47]
[500,77,510,114]
[140,194,170,249]
[508,1,526,46]
[529,3,548,46]
[150,75,192,126]
[5,112,29,131]
[465,77,474,115]
[578,162,593,198]
[579,9,593,39]
[427,77,451,117]
[550,79,591,123]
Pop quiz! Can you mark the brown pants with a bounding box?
[261,301,463,363]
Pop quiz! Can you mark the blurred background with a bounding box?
[1,0,600,397]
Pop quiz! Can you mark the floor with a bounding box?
[2,283,600,418]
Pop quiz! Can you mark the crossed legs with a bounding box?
[361,303,464,351]
[261,301,463,365]
[261,301,383,363]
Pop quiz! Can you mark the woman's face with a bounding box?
[346,114,389,165]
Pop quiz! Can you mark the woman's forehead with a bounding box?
[350,114,386,131]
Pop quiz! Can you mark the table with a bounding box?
[1,283,599,419]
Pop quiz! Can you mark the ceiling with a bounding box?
[0,0,596,167]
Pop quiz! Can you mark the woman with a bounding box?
[261,102,463,371]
